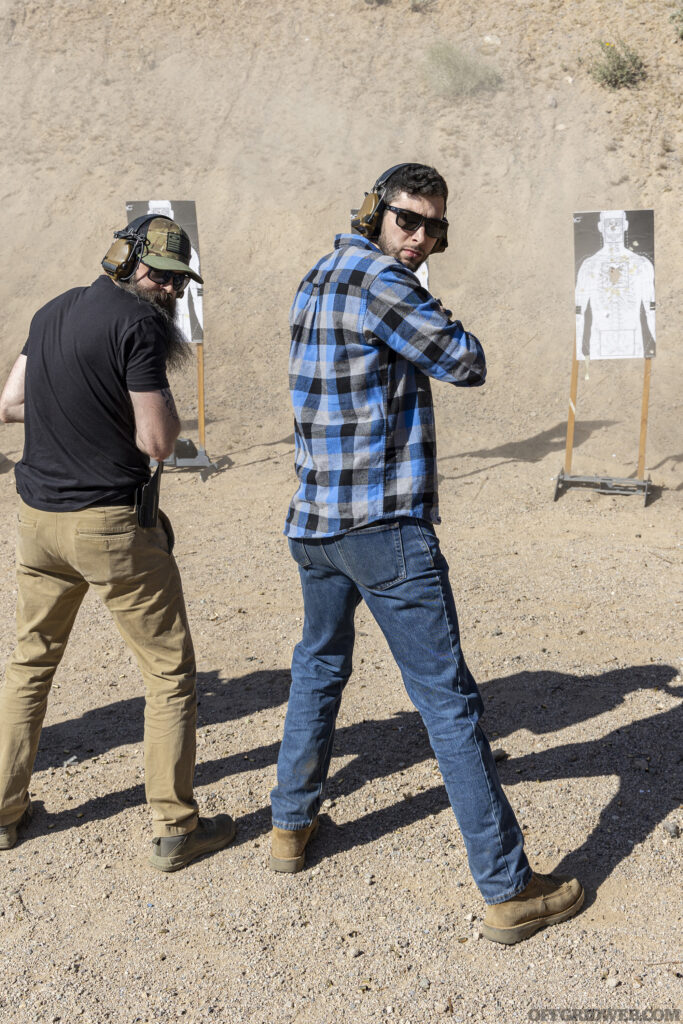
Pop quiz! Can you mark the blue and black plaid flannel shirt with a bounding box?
[285,234,486,538]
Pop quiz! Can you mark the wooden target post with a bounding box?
[165,340,216,479]
[554,353,653,505]
[563,348,580,476]
[197,342,206,451]
[637,357,652,481]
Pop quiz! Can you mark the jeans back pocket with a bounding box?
[337,521,406,591]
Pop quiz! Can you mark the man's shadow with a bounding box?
[34,669,292,770]
[30,662,681,896]
[479,665,682,890]
[227,662,681,895]
[29,705,444,843]
[291,664,682,889]
[481,663,677,740]
[497,704,682,890]
[438,419,615,482]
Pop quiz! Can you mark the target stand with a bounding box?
[164,437,218,481]
[554,469,651,505]
[554,351,653,507]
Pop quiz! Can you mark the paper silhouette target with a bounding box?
[574,209,655,360]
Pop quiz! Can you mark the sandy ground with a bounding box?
[1,1,682,1022]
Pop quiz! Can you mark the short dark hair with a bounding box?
[383,163,448,208]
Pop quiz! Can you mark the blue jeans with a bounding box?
[271,517,531,903]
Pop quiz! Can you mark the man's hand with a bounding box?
[0,354,27,423]
[129,387,181,462]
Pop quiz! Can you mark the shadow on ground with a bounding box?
[35,669,292,767]
[438,419,615,482]
[28,663,681,892]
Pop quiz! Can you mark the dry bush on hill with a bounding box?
[586,38,647,89]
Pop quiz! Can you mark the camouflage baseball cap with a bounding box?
[139,217,203,284]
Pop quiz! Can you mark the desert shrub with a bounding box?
[425,41,502,98]
[671,3,683,41]
[410,0,437,11]
[587,38,646,89]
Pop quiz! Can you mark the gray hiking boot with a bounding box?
[0,800,34,850]
[149,815,236,872]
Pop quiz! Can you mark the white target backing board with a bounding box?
[126,199,204,345]
[574,209,655,361]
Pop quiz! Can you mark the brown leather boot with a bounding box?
[481,872,584,944]
[269,818,319,873]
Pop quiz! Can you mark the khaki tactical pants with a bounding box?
[0,499,198,837]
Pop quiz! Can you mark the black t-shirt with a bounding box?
[16,275,169,511]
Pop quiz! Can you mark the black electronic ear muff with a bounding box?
[351,162,448,254]
[101,214,175,281]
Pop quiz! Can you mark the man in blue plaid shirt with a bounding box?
[270,164,583,943]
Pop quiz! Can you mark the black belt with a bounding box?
[85,493,137,508]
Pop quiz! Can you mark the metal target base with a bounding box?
[554,468,652,506]
[155,438,219,481]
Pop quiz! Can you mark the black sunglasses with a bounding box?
[144,266,191,292]
[385,204,448,240]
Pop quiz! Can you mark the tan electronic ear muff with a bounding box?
[351,162,448,254]
[101,214,175,281]
[352,163,412,240]
[352,189,385,239]
[101,236,140,280]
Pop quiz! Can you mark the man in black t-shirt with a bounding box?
[0,216,235,872]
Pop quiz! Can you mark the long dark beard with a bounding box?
[118,279,192,371]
